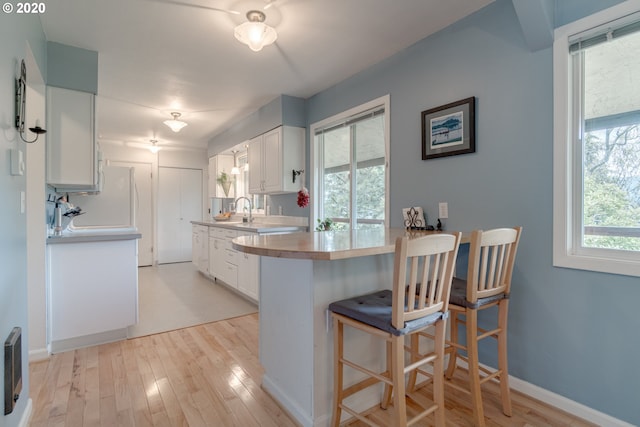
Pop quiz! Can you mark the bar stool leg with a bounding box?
[407,334,420,392]
[381,341,393,409]
[331,317,344,427]
[433,320,446,427]
[391,335,407,426]
[445,311,459,379]
[497,299,512,417]
[467,309,486,427]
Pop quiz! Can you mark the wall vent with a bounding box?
[4,327,22,415]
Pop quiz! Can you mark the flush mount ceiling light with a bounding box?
[163,112,188,132]
[149,139,161,154]
[234,10,277,52]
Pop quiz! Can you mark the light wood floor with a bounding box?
[30,314,597,427]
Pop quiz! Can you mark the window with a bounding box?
[234,151,264,214]
[311,96,390,230]
[553,2,640,277]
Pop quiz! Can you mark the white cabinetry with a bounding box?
[209,227,228,284]
[192,224,208,274]
[208,154,235,198]
[207,225,259,302]
[48,238,138,352]
[237,234,259,301]
[46,86,97,190]
[248,126,304,194]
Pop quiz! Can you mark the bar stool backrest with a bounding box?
[466,227,522,304]
[393,232,461,330]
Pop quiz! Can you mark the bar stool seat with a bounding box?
[329,232,461,427]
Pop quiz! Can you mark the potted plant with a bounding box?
[217,172,232,197]
[315,218,333,231]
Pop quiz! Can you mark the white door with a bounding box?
[158,167,202,263]
[111,161,154,266]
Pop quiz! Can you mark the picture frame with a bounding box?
[421,96,475,160]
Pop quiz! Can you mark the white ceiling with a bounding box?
[39,0,494,152]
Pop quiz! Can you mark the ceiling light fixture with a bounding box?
[149,139,161,154]
[234,10,277,52]
[163,112,188,132]
[231,150,240,175]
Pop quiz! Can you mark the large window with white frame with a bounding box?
[553,2,640,277]
[311,96,390,230]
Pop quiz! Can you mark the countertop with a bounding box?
[191,220,307,234]
[47,229,142,244]
[232,228,468,261]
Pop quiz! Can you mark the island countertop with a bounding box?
[191,220,307,234]
[233,228,467,261]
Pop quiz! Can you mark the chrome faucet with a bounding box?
[234,196,253,223]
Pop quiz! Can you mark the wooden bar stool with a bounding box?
[443,227,522,427]
[329,232,461,427]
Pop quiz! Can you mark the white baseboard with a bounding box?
[508,375,633,427]
[28,347,49,362]
[458,359,634,427]
[18,398,32,427]
[262,375,314,427]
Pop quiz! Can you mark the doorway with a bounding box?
[157,167,202,263]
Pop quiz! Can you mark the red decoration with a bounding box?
[297,187,309,208]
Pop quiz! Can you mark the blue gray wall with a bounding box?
[0,11,46,427]
[306,0,636,424]
[47,41,98,93]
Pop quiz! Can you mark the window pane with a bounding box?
[582,30,640,251]
[354,116,385,229]
[323,127,350,223]
[315,99,387,230]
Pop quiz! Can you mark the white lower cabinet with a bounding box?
[237,248,259,301]
[192,225,208,274]
[207,226,259,302]
[47,238,138,352]
[209,230,226,284]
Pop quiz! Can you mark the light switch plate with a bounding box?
[438,202,448,219]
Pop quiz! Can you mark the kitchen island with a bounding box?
[233,228,466,427]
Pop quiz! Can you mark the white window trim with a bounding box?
[309,95,390,229]
[553,0,640,277]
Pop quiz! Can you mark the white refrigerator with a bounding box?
[71,165,136,229]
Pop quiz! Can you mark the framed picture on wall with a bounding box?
[421,96,476,160]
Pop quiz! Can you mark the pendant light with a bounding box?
[234,10,277,52]
[149,139,161,153]
[231,150,240,175]
[163,112,188,132]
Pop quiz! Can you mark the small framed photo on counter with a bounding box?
[422,96,475,160]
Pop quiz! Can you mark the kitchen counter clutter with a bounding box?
[191,218,307,303]
[232,228,467,427]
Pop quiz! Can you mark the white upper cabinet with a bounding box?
[248,126,304,194]
[46,86,97,190]
[208,154,235,198]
